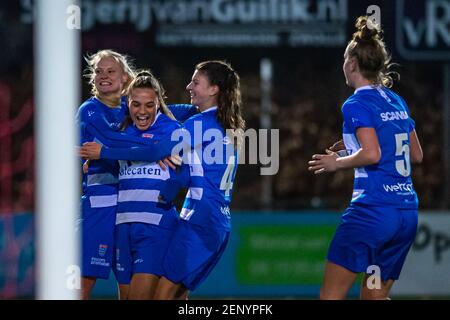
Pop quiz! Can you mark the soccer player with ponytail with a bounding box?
[308,16,423,300]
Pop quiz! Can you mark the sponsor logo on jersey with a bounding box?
[383,182,414,193]
[98,244,108,257]
[91,257,109,267]
[380,111,409,122]
[119,164,162,177]
[220,206,231,217]
[111,122,121,129]
[142,133,153,138]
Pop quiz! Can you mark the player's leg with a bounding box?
[175,286,189,300]
[154,276,184,300]
[128,273,160,300]
[81,276,96,300]
[118,284,129,300]
[360,276,394,300]
[320,261,358,299]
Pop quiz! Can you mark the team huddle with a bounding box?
[77,52,245,299]
[77,15,423,300]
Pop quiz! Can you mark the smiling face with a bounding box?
[185,70,218,112]
[94,56,128,97]
[128,88,159,131]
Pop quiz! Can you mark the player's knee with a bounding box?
[320,287,347,300]
[360,288,390,300]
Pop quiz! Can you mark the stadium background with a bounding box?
[0,0,449,299]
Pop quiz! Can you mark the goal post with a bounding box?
[35,0,81,299]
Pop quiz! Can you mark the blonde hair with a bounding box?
[84,49,136,96]
[346,16,399,88]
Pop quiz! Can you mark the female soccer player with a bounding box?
[308,16,423,300]
[154,60,245,299]
[112,70,185,299]
[77,49,135,300]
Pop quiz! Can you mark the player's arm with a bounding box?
[80,136,176,162]
[308,127,381,174]
[168,104,198,123]
[81,124,191,162]
[327,139,345,152]
[84,115,158,148]
[409,129,423,164]
[158,163,191,204]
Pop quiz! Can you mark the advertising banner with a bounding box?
[391,212,450,296]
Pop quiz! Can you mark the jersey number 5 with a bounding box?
[220,156,236,197]
[395,133,411,177]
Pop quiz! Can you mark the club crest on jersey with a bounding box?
[98,244,108,257]
[142,133,153,138]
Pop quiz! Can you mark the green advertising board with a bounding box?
[237,225,336,285]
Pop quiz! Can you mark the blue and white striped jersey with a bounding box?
[341,85,418,209]
[116,113,181,228]
[77,96,128,208]
[77,99,197,208]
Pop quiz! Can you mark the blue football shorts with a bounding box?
[79,195,116,279]
[162,219,230,291]
[327,203,418,281]
[113,222,176,284]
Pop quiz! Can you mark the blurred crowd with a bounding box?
[229,53,446,211]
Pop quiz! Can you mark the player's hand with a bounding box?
[80,142,102,160]
[308,153,339,174]
[158,155,182,171]
[328,139,346,152]
[82,160,90,174]
[326,140,349,157]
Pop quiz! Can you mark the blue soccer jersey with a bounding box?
[115,113,181,229]
[179,107,238,231]
[99,107,239,231]
[169,104,199,122]
[77,96,128,203]
[341,85,418,209]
